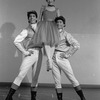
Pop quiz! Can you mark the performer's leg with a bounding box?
[31,64,37,100]
[74,85,86,100]
[56,88,63,100]
[52,58,63,100]
[56,53,86,100]
[45,45,55,71]
[5,50,38,100]
[31,87,37,100]
[31,49,43,100]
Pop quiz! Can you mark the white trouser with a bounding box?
[13,48,41,86]
[52,52,79,89]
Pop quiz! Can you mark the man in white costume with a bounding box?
[5,11,43,100]
[51,16,86,100]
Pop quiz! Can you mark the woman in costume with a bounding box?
[28,0,60,71]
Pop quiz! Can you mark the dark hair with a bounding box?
[27,10,38,19]
[55,16,66,27]
[46,0,55,2]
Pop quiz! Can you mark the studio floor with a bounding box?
[0,85,100,100]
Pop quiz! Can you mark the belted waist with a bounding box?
[27,47,42,51]
[55,49,64,53]
[33,48,41,50]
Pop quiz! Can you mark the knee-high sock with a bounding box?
[74,85,86,100]
[56,88,63,100]
[31,87,37,100]
[11,83,19,90]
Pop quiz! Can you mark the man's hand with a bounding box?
[24,49,34,56]
[28,49,34,54]
[60,52,71,59]
[24,51,30,56]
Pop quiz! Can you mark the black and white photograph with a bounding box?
[0,0,100,100]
